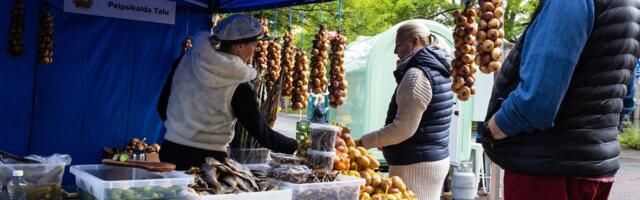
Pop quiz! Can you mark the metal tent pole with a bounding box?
[488,162,503,200]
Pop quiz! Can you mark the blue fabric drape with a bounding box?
[0,0,210,183]
[0,0,333,184]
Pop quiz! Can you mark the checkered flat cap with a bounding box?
[212,14,263,41]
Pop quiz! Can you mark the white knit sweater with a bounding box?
[361,68,433,149]
[390,157,450,200]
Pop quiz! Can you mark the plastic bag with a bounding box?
[25,154,72,165]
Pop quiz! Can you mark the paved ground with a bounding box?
[274,113,640,199]
[610,147,640,200]
[273,113,301,139]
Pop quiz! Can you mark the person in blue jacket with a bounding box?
[481,1,640,199]
[620,60,638,132]
[310,94,329,123]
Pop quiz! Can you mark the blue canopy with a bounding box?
[211,0,336,13]
[0,0,332,184]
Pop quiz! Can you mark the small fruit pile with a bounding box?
[281,30,295,97]
[310,24,330,94]
[125,138,161,154]
[291,49,310,110]
[7,2,24,58]
[328,32,348,107]
[105,138,161,162]
[37,8,54,65]
[333,127,417,200]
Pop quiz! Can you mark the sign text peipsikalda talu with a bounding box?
[64,0,176,24]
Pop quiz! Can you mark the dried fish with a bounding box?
[222,158,260,190]
[273,165,311,183]
[270,153,306,165]
[308,169,338,183]
[202,165,227,193]
[189,157,267,195]
[309,124,340,151]
[186,167,211,193]
[257,180,280,191]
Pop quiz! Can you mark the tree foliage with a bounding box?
[241,0,538,50]
[503,0,539,42]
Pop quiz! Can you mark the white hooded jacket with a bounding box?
[164,32,257,152]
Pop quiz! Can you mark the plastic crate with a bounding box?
[228,148,271,164]
[0,163,67,200]
[280,175,365,200]
[243,163,271,172]
[70,165,193,200]
[189,189,292,200]
[243,163,272,179]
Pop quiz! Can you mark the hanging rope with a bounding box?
[299,11,305,48]
[288,7,292,29]
[319,0,324,23]
[273,9,278,36]
[338,0,343,32]
[185,6,190,35]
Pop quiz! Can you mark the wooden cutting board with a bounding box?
[101,159,176,172]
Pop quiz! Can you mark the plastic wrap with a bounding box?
[272,165,311,184]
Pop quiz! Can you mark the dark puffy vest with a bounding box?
[482,0,640,177]
[383,46,454,165]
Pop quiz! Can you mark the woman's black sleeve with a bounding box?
[231,83,298,154]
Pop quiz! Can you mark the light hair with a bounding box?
[314,94,325,105]
[397,21,431,46]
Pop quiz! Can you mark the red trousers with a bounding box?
[504,170,613,200]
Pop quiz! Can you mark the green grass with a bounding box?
[619,124,640,150]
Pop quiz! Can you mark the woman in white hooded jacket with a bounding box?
[160,14,297,169]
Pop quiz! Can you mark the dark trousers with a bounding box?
[504,170,613,200]
[160,140,227,170]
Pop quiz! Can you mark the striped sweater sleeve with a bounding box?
[361,68,433,149]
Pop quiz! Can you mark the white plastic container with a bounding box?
[280,175,365,200]
[270,153,306,166]
[70,165,193,200]
[190,190,293,200]
[228,148,271,164]
[243,163,272,179]
[309,123,341,152]
[306,150,335,171]
[243,163,271,172]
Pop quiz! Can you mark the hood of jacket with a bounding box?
[189,32,257,88]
